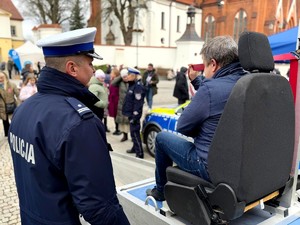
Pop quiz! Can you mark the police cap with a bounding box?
[128,67,140,75]
[36,27,103,60]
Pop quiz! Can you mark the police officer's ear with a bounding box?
[65,60,78,77]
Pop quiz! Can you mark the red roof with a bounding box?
[176,0,195,5]
[32,24,62,31]
[0,0,23,21]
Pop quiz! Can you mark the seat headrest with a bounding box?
[238,31,274,72]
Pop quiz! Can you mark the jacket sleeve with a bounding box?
[191,75,205,91]
[151,73,159,85]
[111,76,122,87]
[176,85,210,137]
[62,119,129,225]
[94,87,108,109]
[12,83,20,98]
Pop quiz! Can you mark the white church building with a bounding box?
[93,0,204,71]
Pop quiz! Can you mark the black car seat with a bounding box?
[164,31,295,225]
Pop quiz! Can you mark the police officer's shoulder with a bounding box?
[136,79,143,86]
[65,97,94,120]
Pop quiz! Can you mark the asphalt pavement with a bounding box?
[0,77,177,224]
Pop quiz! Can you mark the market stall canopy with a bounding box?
[15,41,44,69]
[268,26,299,56]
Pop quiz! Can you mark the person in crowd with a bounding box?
[0,61,6,71]
[108,67,122,135]
[21,61,37,84]
[272,68,281,75]
[37,61,41,75]
[146,35,248,201]
[7,57,14,79]
[111,68,130,142]
[142,63,159,112]
[173,66,189,105]
[19,75,37,102]
[0,71,19,136]
[122,67,145,158]
[167,69,176,80]
[8,27,129,225]
[13,63,20,76]
[88,69,109,121]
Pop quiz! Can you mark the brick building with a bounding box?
[196,0,300,42]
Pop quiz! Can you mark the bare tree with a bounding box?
[102,0,147,46]
[20,0,86,25]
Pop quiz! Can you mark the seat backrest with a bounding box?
[207,31,295,204]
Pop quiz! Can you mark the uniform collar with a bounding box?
[37,66,99,108]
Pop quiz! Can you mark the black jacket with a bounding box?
[173,67,189,101]
[9,66,129,225]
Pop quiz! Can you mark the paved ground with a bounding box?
[0,78,177,224]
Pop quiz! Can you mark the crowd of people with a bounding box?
[5,26,292,225]
[0,60,39,137]
[1,55,162,152]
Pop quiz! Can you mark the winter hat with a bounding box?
[24,61,32,67]
[95,69,106,79]
[120,68,129,78]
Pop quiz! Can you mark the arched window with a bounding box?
[233,10,247,42]
[204,15,215,42]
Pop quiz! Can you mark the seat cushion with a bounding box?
[166,166,215,189]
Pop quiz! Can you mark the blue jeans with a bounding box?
[146,88,153,109]
[154,131,210,193]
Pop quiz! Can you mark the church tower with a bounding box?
[175,6,204,69]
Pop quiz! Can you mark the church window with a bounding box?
[204,15,215,42]
[233,10,247,42]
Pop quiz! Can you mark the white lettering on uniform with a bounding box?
[9,132,35,165]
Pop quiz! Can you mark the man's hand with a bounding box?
[188,64,199,81]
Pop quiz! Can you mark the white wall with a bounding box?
[101,0,202,47]
[0,11,11,38]
[10,20,24,40]
[32,28,62,44]
[175,41,204,71]
[93,44,177,69]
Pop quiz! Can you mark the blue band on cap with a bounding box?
[42,42,94,57]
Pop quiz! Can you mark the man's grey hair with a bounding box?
[200,36,239,68]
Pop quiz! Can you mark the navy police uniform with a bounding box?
[122,68,145,158]
[8,28,129,225]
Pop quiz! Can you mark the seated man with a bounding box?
[146,35,248,201]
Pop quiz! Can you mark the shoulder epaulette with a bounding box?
[65,97,94,120]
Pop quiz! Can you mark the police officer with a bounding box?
[8,28,130,225]
[122,67,145,159]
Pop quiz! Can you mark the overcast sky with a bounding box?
[11,0,91,40]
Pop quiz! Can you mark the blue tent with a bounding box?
[268,26,299,56]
